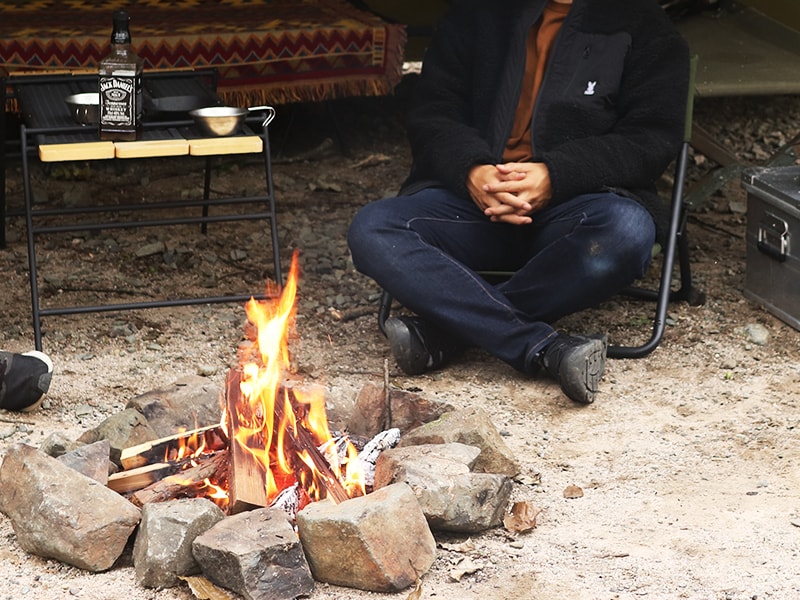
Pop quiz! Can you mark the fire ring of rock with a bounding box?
[0,256,522,599]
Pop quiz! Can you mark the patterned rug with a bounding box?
[0,0,407,106]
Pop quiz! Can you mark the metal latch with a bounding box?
[757,211,789,262]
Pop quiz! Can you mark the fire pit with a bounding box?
[109,252,389,516]
[0,252,520,598]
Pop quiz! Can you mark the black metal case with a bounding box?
[742,166,800,331]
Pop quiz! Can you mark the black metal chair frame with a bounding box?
[377,56,704,360]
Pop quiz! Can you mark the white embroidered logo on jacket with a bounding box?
[583,81,597,96]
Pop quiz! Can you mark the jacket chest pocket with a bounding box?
[565,32,631,109]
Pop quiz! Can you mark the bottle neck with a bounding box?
[111,32,131,45]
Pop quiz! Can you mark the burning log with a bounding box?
[225,369,350,514]
[130,451,229,507]
[119,425,228,470]
[108,458,200,494]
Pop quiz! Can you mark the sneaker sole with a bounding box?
[384,318,428,375]
[560,339,606,404]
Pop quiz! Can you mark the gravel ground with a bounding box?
[1,79,800,600]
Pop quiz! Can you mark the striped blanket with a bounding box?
[0,0,407,106]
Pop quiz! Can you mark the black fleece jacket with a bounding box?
[401,0,690,242]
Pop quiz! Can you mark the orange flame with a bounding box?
[232,252,364,505]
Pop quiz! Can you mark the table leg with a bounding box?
[1,77,7,249]
[20,125,43,350]
[262,125,282,286]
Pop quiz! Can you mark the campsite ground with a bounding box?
[1,78,799,599]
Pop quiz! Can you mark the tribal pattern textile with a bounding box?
[0,0,407,105]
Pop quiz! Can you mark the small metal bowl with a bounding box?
[64,92,100,125]
[189,106,248,136]
[190,105,275,137]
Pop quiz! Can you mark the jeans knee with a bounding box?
[582,200,656,282]
[606,201,655,257]
[347,213,372,272]
[347,200,398,275]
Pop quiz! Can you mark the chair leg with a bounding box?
[378,289,393,336]
[674,219,706,306]
[607,141,692,359]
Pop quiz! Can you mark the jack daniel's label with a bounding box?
[99,72,142,127]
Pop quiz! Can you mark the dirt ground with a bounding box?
[2,78,800,600]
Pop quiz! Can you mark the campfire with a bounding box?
[0,252,521,598]
[109,251,378,516]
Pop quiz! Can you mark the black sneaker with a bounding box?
[0,350,54,412]
[538,334,606,404]
[383,316,458,376]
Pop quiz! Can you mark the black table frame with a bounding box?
[2,69,283,350]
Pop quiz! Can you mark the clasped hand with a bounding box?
[467,162,552,225]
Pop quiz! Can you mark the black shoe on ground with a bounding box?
[538,334,606,404]
[0,350,53,412]
[383,316,457,375]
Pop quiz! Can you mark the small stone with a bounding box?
[39,432,83,458]
[196,364,218,377]
[135,241,166,257]
[744,323,769,346]
[74,404,95,417]
[729,200,747,214]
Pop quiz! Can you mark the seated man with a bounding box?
[347,0,689,404]
[0,350,53,412]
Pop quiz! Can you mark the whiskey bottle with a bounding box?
[98,10,143,141]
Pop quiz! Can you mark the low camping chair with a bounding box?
[377,55,704,360]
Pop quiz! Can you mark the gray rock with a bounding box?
[347,382,455,438]
[399,407,520,477]
[39,432,84,458]
[77,408,160,466]
[0,443,140,572]
[57,439,112,484]
[374,443,512,532]
[133,498,226,588]
[192,508,314,600]
[296,482,436,593]
[125,375,222,439]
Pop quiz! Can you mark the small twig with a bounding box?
[273,138,336,164]
[687,215,745,239]
[383,358,392,430]
[0,416,36,426]
[329,306,375,322]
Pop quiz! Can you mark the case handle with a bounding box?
[757,212,789,263]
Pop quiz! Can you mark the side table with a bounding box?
[4,70,282,350]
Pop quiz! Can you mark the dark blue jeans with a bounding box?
[347,187,656,373]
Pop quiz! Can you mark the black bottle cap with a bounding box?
[111,10,131,45]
